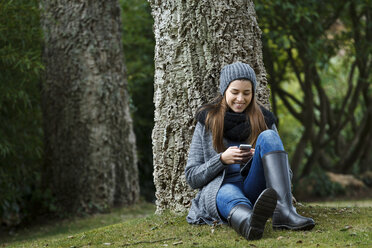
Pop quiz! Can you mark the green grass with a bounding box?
[0,202,156,246]
[1,201,371,247]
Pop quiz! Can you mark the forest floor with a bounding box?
[1,200,371,248]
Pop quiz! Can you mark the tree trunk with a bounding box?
[149,0,270,213]
[40,0,139,213]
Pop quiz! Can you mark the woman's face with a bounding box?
[225,80,253,113]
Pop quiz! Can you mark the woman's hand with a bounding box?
[220,146,253,164]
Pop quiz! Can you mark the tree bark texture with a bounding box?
[149,0,270,213]
[40,0,139,213]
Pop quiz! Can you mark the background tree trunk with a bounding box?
[40,0,139,213]
[149,0,270,213]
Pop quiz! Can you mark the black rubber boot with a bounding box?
[227,188,277,240]
[262,151,315,231]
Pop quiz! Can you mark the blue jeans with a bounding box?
[216,130,284,220]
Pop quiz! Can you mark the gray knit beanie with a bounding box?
[219,62,257,96]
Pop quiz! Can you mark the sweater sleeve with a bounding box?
[185,122,226,189]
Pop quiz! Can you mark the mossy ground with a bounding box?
[1,200,371,247]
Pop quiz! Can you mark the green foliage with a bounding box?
[0,0,48,226]
[120,0,155,201]
[295,167,345,199]
[256,0,372,179]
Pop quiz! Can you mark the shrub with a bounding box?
[0,0,49,227]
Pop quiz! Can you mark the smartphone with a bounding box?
[239,144,252,151]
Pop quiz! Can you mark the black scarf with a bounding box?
[196,105,277,141]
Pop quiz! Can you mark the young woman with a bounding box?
[185,62,315,240]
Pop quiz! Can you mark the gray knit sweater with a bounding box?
[185,121,279,225]
[185,121,226,225]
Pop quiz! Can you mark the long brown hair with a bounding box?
[196,91,268,153]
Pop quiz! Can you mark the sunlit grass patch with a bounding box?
[308,199,372,208]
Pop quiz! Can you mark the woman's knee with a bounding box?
[257,130,284,151]
[257,130,279,142]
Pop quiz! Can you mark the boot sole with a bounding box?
[247,188,277,240]
[273,222,315,231]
